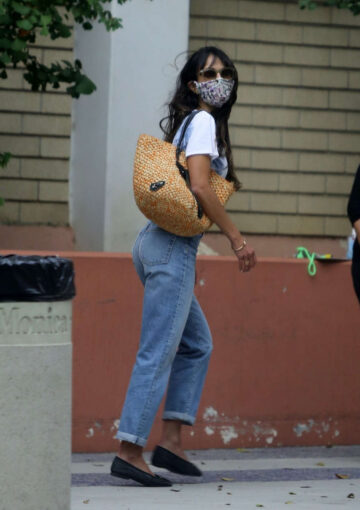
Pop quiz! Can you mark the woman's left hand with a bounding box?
[233,244,257,273]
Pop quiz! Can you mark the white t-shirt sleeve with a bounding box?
[184,111,219,159]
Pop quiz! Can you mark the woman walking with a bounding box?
[111,46,257,487]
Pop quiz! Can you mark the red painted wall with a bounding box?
[2,251,359,451]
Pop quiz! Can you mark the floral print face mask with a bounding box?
[194,78,234,108]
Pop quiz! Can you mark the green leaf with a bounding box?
[28,14,38,24]
[75,75,96,94]
[16,19,33,31]
[0,14,12,25]
[11,38,27,51]
[0,38,11,49]
[0,197,4,206]
[66,85,78,98]
[0,52,11,64]
[299,0,319,9]
[0,0,129,101]
[0,151,11,169]
[11,2,31,15]
[58,25,71,38]
[15,50,28,62]
[40,14,52,26]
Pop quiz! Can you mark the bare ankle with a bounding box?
[161,437,181,449]
[161,420,182,446]
[118,441,143,461]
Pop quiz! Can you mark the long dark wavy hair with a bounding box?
[160,46,241,191]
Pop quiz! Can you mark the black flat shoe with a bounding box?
[151,445,202,477]
[110,456,172,487]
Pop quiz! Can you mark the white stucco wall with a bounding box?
[70,0,190,251]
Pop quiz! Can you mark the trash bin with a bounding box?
[0,255,76,510]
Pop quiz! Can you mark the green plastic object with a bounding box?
[296,246,317,276]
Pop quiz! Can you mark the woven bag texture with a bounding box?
[133,134,236,237]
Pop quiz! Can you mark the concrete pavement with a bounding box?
[71,445,360,509]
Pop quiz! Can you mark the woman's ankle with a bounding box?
[160,419,182,444]
[117,441,154,475]
[159,420,188,457]
[118,441,143,462]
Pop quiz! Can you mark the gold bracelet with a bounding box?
[233,239,247,252]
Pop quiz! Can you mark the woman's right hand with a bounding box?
[232,243,257,273]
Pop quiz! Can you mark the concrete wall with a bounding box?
[69,20,111,251]
[0,29,73,226]
[190,0,360,237]
[0,300,72,510]
[3,250,357,452]
[1,0,360,249]
[70,0,190,251]
[0,0,190,253]
[69,253,360,451]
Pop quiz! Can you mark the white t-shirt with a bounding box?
[172,110,228,179]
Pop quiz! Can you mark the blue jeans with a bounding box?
[116,221,213,447]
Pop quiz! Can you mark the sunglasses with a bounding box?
[198,66,235,81]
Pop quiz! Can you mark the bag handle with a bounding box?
[175,110,204,220]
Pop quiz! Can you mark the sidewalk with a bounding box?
[71,445,360,509]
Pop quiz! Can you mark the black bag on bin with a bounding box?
[0,255,76,302]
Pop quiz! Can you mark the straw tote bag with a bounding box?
[133,110,235,237]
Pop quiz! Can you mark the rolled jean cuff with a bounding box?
[115,430,147,447]
[162,411,195,426]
